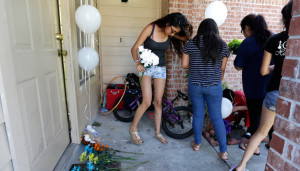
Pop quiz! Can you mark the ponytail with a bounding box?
[240,14,271,46]
[281,0,293,33]
[253,15,271,45]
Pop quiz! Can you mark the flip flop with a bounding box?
[239,143,260,156]
[155,133,168,144]
[129,130,143,145]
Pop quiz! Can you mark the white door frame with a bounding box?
[59,0,81,144]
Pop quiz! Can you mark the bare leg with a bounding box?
[235,105,276,171]
[129,76,152,142]
[153,78,167,143]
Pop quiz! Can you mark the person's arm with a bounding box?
[173,34,187,41]
[234,66,243,71]
[233,40,252,71]
[131,24,152,72]
[232,106,248,113]
[221,57,228,81]
[260,50,273,76]
[181,53,189,69]
[173,25,193,41]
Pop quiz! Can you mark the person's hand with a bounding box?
[232,106,239,113]
[136,63,145,72]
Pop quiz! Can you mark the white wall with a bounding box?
[99,0,161,85]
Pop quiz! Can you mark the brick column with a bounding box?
[265,1,300,170]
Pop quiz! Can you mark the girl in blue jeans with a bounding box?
[182,18,230,160]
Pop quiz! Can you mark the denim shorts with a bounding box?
[263,90,279,112]
[139,66,166,79]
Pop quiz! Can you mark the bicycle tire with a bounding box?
[113,97,139,122]
[162,106,193,139]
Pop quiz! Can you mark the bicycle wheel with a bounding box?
[162,106,193,139]
[113,95,140,122]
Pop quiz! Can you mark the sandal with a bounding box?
[218,152,228,160]
[129,130,143,145]
[209,129,215,137]
[265,142,270,149]
[191,141,201,151]
[229,164,249,171]
[155,133,168,144]
[239,143,260,155]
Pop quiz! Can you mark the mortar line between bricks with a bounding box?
[269,147,300,170]
[275,113,300,128]
[278,95,300,106]
[273,132,300,150]
[293,14,300,18]
[281,76,300,83]
[266,161,277,171]
[289,35,300,39]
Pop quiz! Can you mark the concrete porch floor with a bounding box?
[55,111,269,171]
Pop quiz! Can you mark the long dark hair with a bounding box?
[282,0,293,32]
[152,12,193,56]
[240,14,271,46]
[193,18,225,64]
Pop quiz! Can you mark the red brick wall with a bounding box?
[265,1,300,170]
[166,0,288,104]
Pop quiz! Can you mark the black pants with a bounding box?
[246,98,264,135]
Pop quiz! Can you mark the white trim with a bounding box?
[59,0,80,143]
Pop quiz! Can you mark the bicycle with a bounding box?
[113,90,193,139]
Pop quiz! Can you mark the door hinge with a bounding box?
[58,49,67,56]
[56,33,63,40]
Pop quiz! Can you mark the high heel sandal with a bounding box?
[218,152,228,160]
[191,141,201,151]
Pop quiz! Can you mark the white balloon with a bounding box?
[75,5,101,34]
[78,47,99,71]
[205,1,228,27]
[221,97,233,119]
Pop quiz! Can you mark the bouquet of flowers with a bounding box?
[138,46,159,67]
[228,39,243,55]
[70,143,148,171]
[138,46,159,84]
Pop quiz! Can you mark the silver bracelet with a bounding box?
[134,59,140,64]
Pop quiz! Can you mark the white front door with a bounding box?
[0,0,69,170]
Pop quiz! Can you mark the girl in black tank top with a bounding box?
[129,13,192,145]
